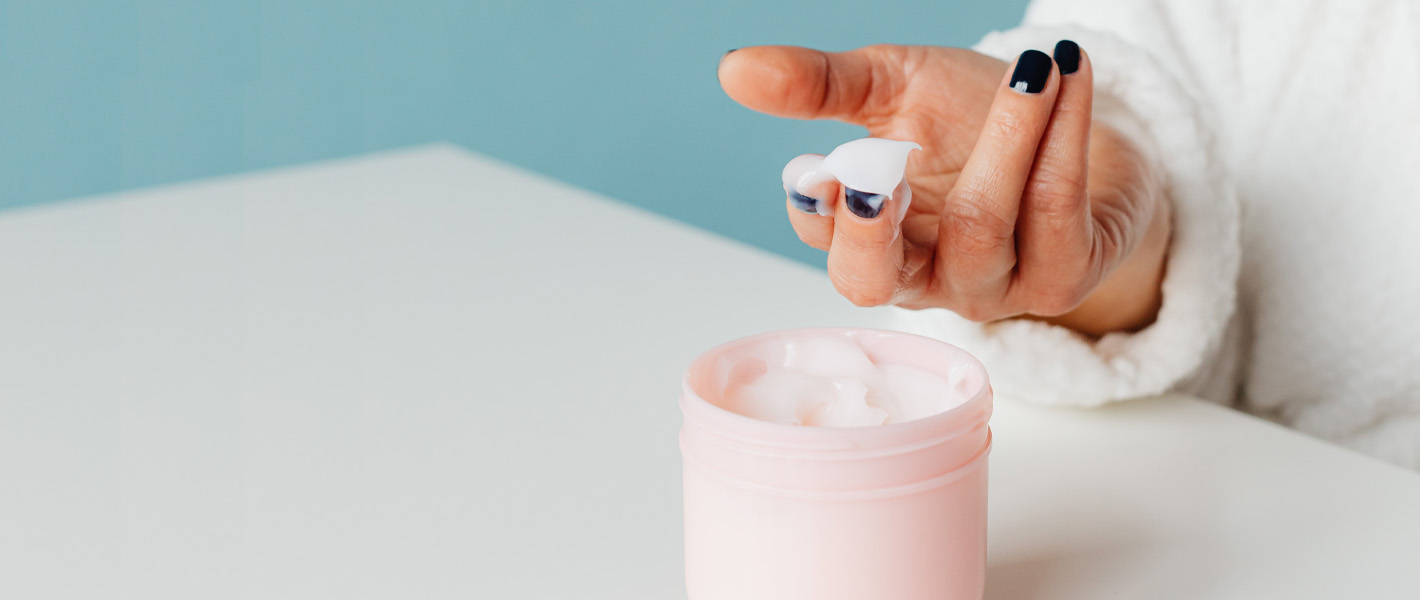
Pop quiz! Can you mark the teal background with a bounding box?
[0,1,1028,266]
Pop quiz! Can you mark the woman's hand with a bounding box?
[718,43,1171,336]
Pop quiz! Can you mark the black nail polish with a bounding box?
[1053,40,1080,75]
[788,189,820,214]
[845,188,885,219]
[1009,50,1052,93]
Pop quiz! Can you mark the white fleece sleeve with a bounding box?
[893,21,1241,407]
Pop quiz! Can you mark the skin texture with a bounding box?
[718,45,1171,337]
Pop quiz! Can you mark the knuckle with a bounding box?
[944,199,1014,254]
[988,113,1030,140]
[833,221,898,258]
[1052,98,1088,119]
[1024,187,1085,223]
[766,58,828,114]
[843,232,895,255]
[1027,162,1087,205]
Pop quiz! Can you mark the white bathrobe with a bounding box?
[897,0,1420,469]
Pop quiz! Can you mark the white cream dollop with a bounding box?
[721,333,971,427]
[781,138,920,217]
[781,154,829,192]
[819,138,921,196]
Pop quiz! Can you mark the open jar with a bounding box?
[680,328,993,600]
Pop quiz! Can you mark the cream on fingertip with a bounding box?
[820,138,921,197]
[781,138,920,219]
[782,154,837,215]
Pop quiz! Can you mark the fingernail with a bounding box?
[788,188,822,214]
[718,49,738,77]
[845,188,886,219]
[1009,49,1053,93]
[1053,40,1080,75]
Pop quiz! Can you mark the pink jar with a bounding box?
[680,328,993,600]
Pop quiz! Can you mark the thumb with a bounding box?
[717,45,905,125]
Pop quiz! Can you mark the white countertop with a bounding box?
[1,145,1417,599]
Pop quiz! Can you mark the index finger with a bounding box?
[717,45,909,125]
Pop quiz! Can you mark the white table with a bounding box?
[1,145,1417,599]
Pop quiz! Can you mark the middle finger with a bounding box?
[936,49,1059,316]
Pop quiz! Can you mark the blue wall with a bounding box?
[0,1,1028,266]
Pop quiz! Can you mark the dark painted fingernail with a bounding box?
[1009,50,1052,93]
[788,188,820,214]
[1053,40,1080,75]
[845,188,886,219]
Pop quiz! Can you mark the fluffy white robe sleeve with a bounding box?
[893,7,1242,406]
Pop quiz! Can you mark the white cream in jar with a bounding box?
[720,332,973,427]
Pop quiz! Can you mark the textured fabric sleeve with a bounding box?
[893,20,1241,407]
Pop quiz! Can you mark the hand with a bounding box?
[718,43,1171,336]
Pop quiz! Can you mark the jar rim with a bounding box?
[681,327,993,458]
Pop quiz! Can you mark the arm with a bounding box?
[720,21,1239,406]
